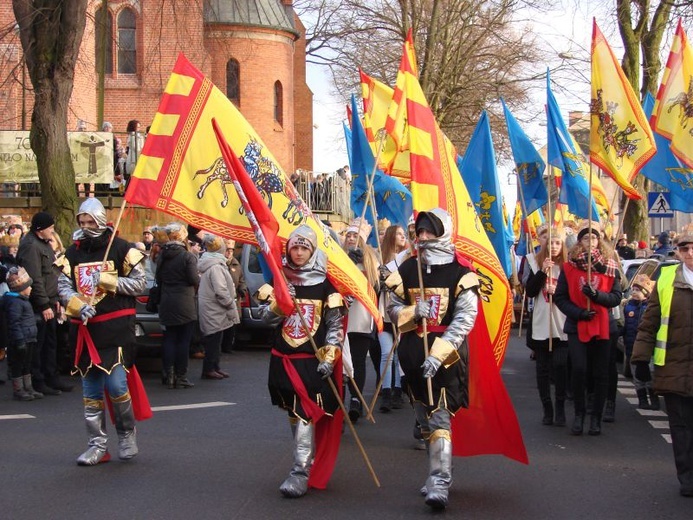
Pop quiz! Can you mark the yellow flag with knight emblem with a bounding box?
[651,20,693,170]
[124,54,381,330]
[590,19,655,200]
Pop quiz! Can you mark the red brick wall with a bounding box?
[292,14,313,173]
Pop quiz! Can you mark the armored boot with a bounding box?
[111,391,138,460]
[12,377,33,401]
[424,431,453,510]
[76,400,111,466]
[22,374,44,399]
[280,420,314,498]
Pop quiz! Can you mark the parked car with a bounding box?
[620,256,680,298]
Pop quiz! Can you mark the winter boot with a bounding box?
[379,388,392,413]
[636,388,651,409]
[542,399,554,425]
[391,387,404,409]
[165,367,176,389]
[588,414,602,436]
[111,391,138,460]
[586,393,595,415]
[424,432,453,510]
[648,388,660,410]
[12,377,33,401]
[280,420,314,498]
[554,399,566,427]
[76,400,111,466]
[348,397,362,423]
[175,372,195,389]
[571,413,584,436]
[22,374,44,399]
[603,400,616,423]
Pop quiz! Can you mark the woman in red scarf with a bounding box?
[554,221,622,436]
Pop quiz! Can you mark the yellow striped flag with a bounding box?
[124,54,382,330]
[651,20,693,169]
[590,19,655,200]
[359,70,411,181]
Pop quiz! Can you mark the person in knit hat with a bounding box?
[257,224,346,498]
[343,217,380,423]
[17,210,72,396]
[2,266,43,401]
[197,234,239,380]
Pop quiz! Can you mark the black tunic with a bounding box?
[397,256,472,412]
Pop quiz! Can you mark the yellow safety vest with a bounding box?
[654,265,678,366]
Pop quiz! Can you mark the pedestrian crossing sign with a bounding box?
[647,192,674,218]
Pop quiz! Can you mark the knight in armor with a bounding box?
[57,199,147,466]
[386,209,479,510]
[257,225,346,498]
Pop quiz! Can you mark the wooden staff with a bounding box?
[286,281,380,487]
[416,254,435,406]
[515,173,534,339]
[368,325,400,413]
[547,168,554,352]
[587,164,595,312]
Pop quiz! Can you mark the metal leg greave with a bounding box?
[424,432,453,510]
[76,401,111,466]
[112,392,138,460]
[280,420,314,498]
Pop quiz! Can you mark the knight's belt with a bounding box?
[71,309,136,367]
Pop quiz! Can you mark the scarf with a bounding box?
[563,263,614,342]
[571,248,618,278]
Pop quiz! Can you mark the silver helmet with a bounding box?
[75,198,108,238]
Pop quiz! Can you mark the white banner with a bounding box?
[0,131,114,184]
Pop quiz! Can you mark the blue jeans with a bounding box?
[162,321,195,375]
[82,364,128,401]
[378,330,401,390]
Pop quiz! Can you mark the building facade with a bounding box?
[0,0,313,174]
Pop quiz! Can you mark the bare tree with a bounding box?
[296,0,551,156]
[12,0,88,234]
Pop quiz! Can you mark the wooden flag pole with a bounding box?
[547,169,554,353]
[415,255,435,406]
[587,164,595,312]
[287,286,380,487]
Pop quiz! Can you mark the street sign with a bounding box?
[648,192,674,218]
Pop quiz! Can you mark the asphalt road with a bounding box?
[0,332,689,519]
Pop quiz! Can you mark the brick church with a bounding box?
[0,0,313,174]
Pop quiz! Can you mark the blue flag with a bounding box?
[457,111,512,277]
[641,93,693,213]
[546,71,599,220]
[347,94,413,241]
[501,98,548,216]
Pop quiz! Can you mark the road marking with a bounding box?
[151,401,235,412]
[637,409,667,417]
[618,387,637,396]
[661,434,672,444]
[0,414,35,421]
[648,420,670,429]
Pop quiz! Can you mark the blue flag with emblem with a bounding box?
[457,110,512,277]
[641,93,693,213]
[501,98,548,216]
[546,71,599,220]
[346,94,412,243]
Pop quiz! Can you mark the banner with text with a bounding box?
[0,131,114,184]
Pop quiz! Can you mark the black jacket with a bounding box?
[157,243,198,326]
[17,231,58,312]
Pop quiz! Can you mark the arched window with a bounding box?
[117,8,136,74]
[226,59,240,106]
[94,7,113,74]
[274,81,283,126]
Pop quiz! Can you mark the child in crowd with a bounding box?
[2,266,42,401]
[622,274,658,409]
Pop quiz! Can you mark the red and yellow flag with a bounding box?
[652,20,693,169]
[590,19,655,200]
[391,36,526,464]
[359,70,411,181]
[125,54,381,330]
